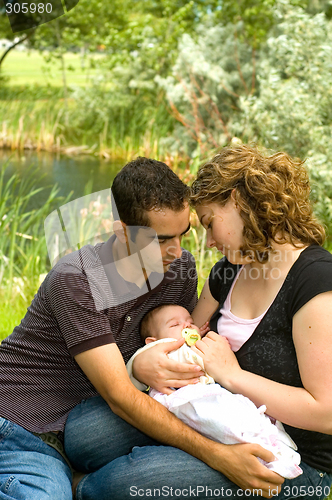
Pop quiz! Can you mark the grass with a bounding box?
[1,49,103,87]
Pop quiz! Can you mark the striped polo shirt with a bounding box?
[0,240,197,433]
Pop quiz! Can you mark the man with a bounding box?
[0,158,282,500]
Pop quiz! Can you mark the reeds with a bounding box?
[0,86,177,161]
[182,212,219,293]
[0,163,65,317]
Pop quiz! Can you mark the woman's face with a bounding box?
[196,199,248,265]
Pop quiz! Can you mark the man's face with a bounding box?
[142,204,191,273]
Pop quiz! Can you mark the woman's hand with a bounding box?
[191,331,242,389]
[132,338,204,394]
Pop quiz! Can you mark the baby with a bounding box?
[126,304,303,480]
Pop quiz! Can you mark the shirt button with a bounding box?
[127,316,131,321]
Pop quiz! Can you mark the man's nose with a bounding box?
[167,239,182,259]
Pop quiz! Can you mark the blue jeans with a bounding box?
[0,417,72,499]
[64,395,332,500]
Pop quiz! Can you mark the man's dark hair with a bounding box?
[111,157,189,226]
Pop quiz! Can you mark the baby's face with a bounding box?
[154,305,200,341]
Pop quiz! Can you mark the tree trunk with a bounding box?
[0,31,34,70]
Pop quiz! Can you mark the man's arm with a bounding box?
[75,343,284,497]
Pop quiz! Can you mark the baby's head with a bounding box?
[140,304,200,344]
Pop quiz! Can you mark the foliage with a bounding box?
[215,0,285,46]
[65,77,174,150]
[239,1,332,243]
[156,21,256,160]
[156,1,332,241]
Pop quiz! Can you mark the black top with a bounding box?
[208,245,332,473]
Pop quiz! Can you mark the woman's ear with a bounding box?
[113,220,128,244]
[230,189,239,210]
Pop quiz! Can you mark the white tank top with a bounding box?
[216,266,269,352]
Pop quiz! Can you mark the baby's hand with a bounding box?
[199,321,210,337]
[223,336,231,348]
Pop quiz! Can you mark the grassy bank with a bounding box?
[0,86,176,160]
[0,50,177,160]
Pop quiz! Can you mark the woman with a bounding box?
[189,144,332,498]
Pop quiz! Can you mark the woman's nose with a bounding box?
[206,233,216,248]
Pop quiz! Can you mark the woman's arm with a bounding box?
[192,291,332,434]
[191,278,219,326]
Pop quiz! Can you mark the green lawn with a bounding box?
[1,48,103,87]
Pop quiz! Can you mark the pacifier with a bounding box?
[181,328,201,346]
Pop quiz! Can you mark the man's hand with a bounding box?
[208,442,284,498]
[132,338,204,394]
[76,344,284,498]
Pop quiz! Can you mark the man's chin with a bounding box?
[162,261,173,272]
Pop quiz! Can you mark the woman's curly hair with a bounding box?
[190,145,325,263]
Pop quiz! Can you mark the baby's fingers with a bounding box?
[199,321,210,336]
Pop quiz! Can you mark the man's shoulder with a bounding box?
[44,244,102,296]
[177,249,196,269]
[51,243,101,275]
[166,249,197,283]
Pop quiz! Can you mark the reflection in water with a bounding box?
[0,150,124,209]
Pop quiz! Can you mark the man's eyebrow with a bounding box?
[157,223,191,240]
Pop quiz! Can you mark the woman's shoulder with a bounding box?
[290,245,332,276]
[209,257,241,283]
[209,257,241,301]
[287,245,332,316]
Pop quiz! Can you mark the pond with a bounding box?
[0,150,124,209]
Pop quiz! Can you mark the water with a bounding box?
[0,150,124,209]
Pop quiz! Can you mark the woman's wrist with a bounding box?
[215,366,246,394]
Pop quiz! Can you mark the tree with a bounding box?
[156,20,256,159]
[0,2,38,70]
[239,1,332,241]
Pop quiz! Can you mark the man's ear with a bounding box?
[113,220,128,244]
[145,336,157,344]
